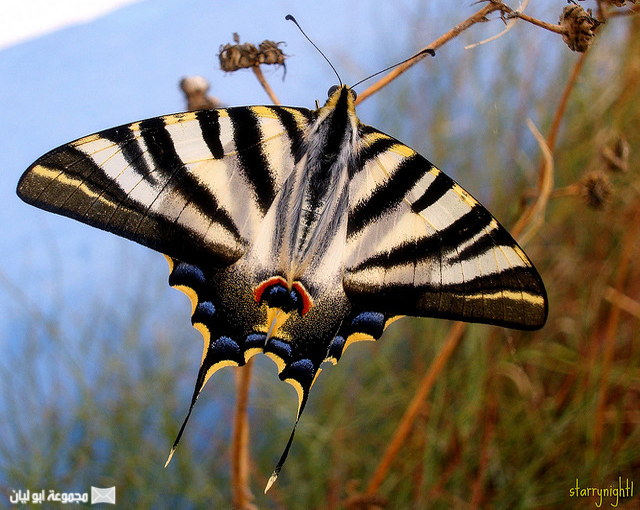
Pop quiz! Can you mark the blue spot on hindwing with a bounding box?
[170,261,206,287]
[266,285,289,308]
[327,335,346,361]
[210,336,242,364]
[245,333,267,350]
[193,301,215,324]
[265,338,293,360]
[351,311,385,337]
[280,358,315,388]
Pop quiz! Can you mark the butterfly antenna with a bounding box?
[286,14,342,85]
[350,48,436,89]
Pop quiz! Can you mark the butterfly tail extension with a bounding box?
[263,355,322,492]
[164,361,209,467]
[264,411,301,493]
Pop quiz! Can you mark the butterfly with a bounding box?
[17,81,547,489]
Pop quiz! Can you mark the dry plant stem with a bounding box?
[252,65,280,105]
[231,358,257,510]
[511,119,554,245]
[593,214,639,453]
[512,52,588,239]
[604,287,640,319]
[506,11,566,35]
[365,321,467,496]
[546,52,588,154]
[355,1,504,105]
[465,0,531,50]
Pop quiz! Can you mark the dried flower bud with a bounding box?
[258,40,286,66]
[180,76,222,110]
[581,171,613,209]
[601,135,630,173]
[219,35,286,72]
[219,41,260,72]
[559,4,601,52]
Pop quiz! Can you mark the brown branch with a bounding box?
[231,358,258,510]
[365,321,467,496]
[506,11,567,35]
[252,65,280,105]
[593,209,640,453]
[547,52,588,154]
[604,287,640,319]
[355,1,504,105]
[360,1,584,497]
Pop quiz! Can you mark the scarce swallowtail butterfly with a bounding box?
[17,27,547,491]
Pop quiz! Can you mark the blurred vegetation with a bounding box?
[2,2,640,509]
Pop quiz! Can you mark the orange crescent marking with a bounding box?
[253,276,288,304]
[292,281,313,315]
[253,277,314,316]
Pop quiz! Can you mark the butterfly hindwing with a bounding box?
[344,127,547,330]
[17,106,313,269]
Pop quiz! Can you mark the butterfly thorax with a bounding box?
[248,86,359,286]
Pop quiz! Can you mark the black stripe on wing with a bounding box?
[102,124,159,186]
[346,267,546,330]
[350,204,496,271]
[230,108,276,214]
[196,109,225,159]
[271,107,313,162]
[347,154,429,238]
[18,141,243,268]
[18,110,286,268]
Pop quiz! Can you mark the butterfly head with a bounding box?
[321,84,358,115]
[327,84,357,102]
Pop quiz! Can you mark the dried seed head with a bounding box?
[180,76,221,111]
[601,135,630,173]
[559,4,601,52]
[581,171,613,209]
[258,40,287,66]
[219,35,286,72]
[219,41,260,72]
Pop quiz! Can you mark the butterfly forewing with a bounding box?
[344,128,547,330]
[17,107,313,268]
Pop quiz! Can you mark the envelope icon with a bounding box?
[91,486,116,504]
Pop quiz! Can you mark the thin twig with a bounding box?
[547,52,588,154]
[465,0,532,49]
[511,118,554,245]
[505,10,567,35]
[252,65,280,105]
[365,322,467,496]
[355,1,504,105]
[231,358,258,510]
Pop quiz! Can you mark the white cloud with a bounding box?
[0,0,142,50]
